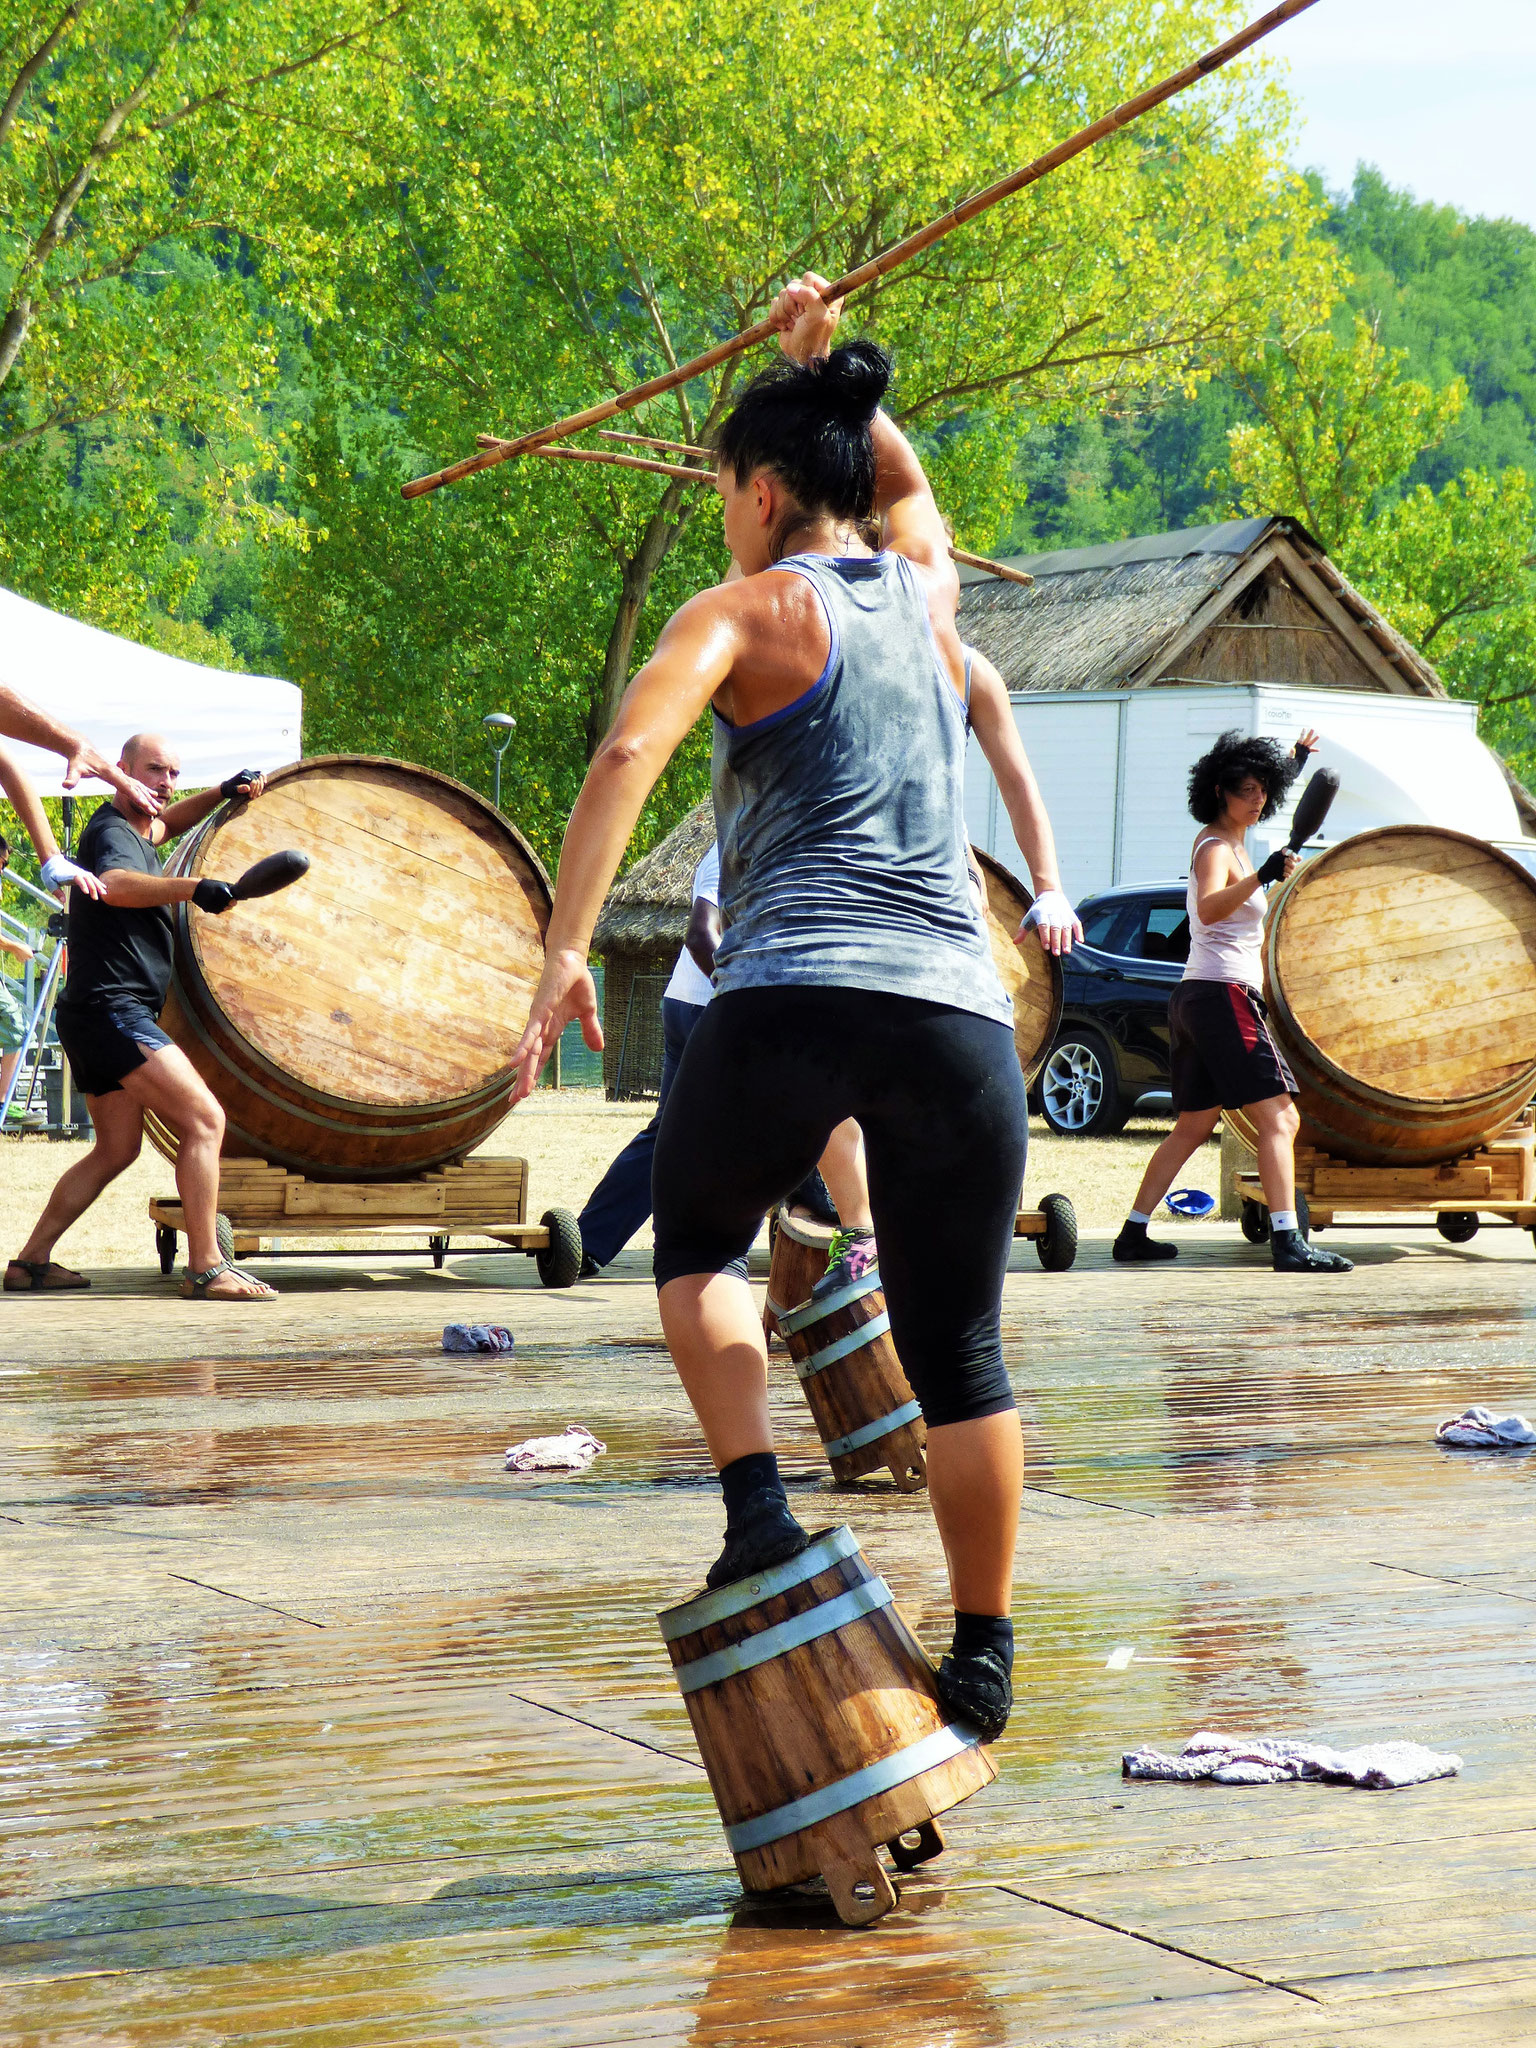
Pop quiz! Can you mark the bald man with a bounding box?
[6,735,276,1301]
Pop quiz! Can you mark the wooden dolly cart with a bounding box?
[1234,1116,1536,1253]
[149,1154,585,1287]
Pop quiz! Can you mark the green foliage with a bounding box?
[1222,315,1467,553]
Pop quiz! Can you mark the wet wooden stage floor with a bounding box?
[4,1226,1536,2044]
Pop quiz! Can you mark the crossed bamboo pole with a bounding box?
[404,0,1321,502]
[489,434,1035,583]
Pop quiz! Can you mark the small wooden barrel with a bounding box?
[154,755,551,1179]
[975,850,1063,1086]
[658,1525,995,1926]
[780,1274,927,1491]
[763,1205,834,1343]
[1243,826,1536,1166]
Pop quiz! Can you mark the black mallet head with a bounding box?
[229,849,310,902]
[1287,768,1340,852]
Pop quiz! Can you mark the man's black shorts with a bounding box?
[1168,978,1296,1114]
[55,998,173,1098]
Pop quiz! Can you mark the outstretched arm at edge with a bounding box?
[0,685,161,815]
[510,590,737,1102]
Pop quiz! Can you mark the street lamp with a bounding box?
[482,712,516,811]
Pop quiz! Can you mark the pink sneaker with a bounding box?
[811,1227,878,1298]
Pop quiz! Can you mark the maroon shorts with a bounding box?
[1169,979,1296,1114]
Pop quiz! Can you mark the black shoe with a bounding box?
[705,1488,811,1589]
[578,1254,600,1280]
[1271,1228,1353,1274]
[1112,1222,1178,1264]
[936,1645,1013,1741]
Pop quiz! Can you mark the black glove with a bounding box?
[193,878,237,913]
[1257,850,1289,886]
[1290,739,1315,769]
[220,768,261,801]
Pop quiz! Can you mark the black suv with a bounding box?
[1036,883,1189,1135]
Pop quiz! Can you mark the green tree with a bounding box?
[0,0,413,641]
[285,0,1336,811]
[1219,313,1536,783]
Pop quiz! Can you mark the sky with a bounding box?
[1273,0,1536,227]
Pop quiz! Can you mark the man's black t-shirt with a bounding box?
[61,802,174,1013]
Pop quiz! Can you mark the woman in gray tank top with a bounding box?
[511,275,1037,1739]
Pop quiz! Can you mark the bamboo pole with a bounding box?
[404,0,1321,501]
[951,548,1033,587]
[510,441,1035,583]
[600,429,712,459]
[479,437,709,484]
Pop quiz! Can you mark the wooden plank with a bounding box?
[283,1181,447,1218]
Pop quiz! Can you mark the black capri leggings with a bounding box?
[651,986,1028,1428]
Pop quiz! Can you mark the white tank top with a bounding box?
[1183,835,1265,987]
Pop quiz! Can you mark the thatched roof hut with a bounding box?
[592,799,714,1096]
[955,515,1442,698]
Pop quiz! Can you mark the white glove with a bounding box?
[40,852,101,898]
[1022,889,1078,939]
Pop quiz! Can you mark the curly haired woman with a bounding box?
[1113,727,1352,1276]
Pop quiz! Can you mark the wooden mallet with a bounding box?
[1287,769,1339,851]
[229,850,310,901]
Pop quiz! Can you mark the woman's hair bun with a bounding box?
[716,334,894,533]
[816,339,891,424]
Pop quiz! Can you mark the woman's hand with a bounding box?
[1294,727,1319,758]
[1019,889,1083,958]
[510,948,603,1106]
[768,273,843,364]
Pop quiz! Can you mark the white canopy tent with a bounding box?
[1,583,301,797]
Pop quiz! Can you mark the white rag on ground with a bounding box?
[504,1424,607,1473]
[1122,1730,1462,1789]
[443,1324,514,1354]
[1436,1405,1536,1449]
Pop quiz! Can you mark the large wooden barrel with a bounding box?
[779,1274,927,1491]
[975,851,1062,1085]
[1256,827,1536,1166]
[155,756,551,1179]
[658,1525,995,1926]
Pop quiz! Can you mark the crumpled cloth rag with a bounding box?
[1122,1730,1461,1789]
[505,1424,607,1472]
[443,1323,514,1354]
[1436,1405,1536,1449]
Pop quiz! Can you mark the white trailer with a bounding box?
[965,682,1524,899]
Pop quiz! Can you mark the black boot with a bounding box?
[935,1614,1014,1741]
[705,1488,810,1589]
[1112,1220,1178,1264]
[1271,1227,1353,1274]
[936,1646,1013,1741]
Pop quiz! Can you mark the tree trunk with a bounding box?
[586,481,701,756]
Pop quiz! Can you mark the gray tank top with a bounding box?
[710,551,1011,1026]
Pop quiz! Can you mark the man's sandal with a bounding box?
[180,1258,277,1302]
[4,1259,88,1292]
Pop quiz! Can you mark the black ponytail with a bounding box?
[715,339,892,533]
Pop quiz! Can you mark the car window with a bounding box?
[1078,902,1128,950]
[1119,898,1191,964]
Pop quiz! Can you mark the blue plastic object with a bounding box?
[1165,1188,1216,1219]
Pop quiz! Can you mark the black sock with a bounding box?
[720,1451,784,1525]
[952,1611,1014,1676]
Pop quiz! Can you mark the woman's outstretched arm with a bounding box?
[510,591,737,1101]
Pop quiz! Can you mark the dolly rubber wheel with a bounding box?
[1294,1191,1312,1242]
[156,1224,178,1276]
[1034,1192,1078,1271]
[1240,1198,1271,1245]
[429,1233,450,1269]
[537,1208,584,1289]
[1436,1211,1479,1244]
[215,1211,235,1262]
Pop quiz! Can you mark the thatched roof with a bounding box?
[957,516,1446,700]
[593,798,715,953]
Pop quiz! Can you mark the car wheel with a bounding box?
[1038,1031,1128,1137]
